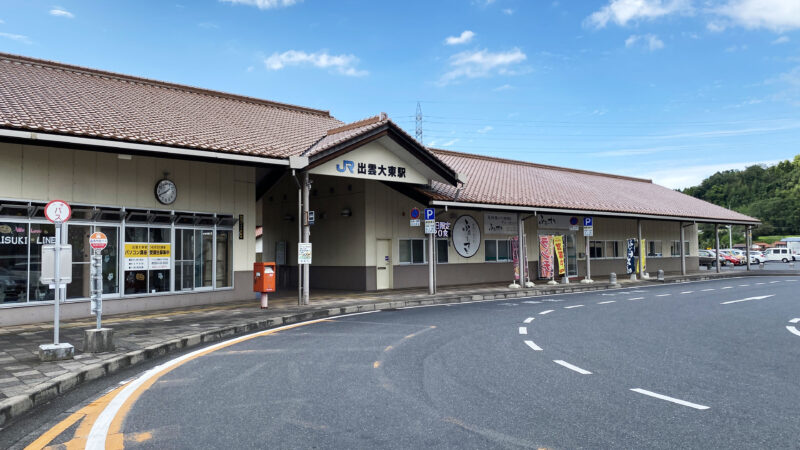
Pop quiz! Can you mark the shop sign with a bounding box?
[124,243,171,270]
[539,235,554,278]
[484,213,517,235]
[336,160,407,179]
[538,214,572,230]
[626,239,636,274]
[307,142,428,184]
[553,236,566,276]
[298,243,312,264]
[435,221,450,237]
[452,215,480,258]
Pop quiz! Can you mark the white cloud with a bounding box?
[502,8,514,15]
[198,22,219,29]
[0,32,31,44]
[625,34,665,51]
[706,21,726,32]
[586,0,691,28]
[476,126,493,134]
[493,84,513,91]
[716,0,800,31]
[445,30,475,45]
[264,50,368,76]
[772,36,790,44]
[220,0,300,9]
[49,7,75,18]
[637,160,780,189]
[440,48,527,85]
[724,44,748,52]
[441,139,460,147]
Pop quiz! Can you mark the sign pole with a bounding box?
[53,221,62,345]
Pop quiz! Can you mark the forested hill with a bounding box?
[681,156,800,237]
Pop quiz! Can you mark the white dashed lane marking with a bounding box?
[738,284,749,287]
[539,310,554,315]
[554,360,592,375]
[564,305,584,309]
[522,301,541,304]
[701,288,715,292]
[523,317,535,324]
[518,327,528,335]
[770,281,780,284]
[720,295,774,305]
[787,319,800,337]
[680,291,694,294]
[630,388,709,410]
[756,282,766,285]
[524,340,543,351]
[628,297,644,301]
[597,300,616,304]
[656,294,671,297]
[721,286,733,290]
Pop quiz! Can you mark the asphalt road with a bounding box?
[8,276,800,449]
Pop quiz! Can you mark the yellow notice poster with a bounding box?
[124,243,172,271]
[148,243,171,270]
[553,235,566,276]
[640,239,646,273]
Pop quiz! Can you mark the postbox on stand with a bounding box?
[254,262,276,309]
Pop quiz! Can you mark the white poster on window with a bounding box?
[484,213,518,235]
[124,243,148,271]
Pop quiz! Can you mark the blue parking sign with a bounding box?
[583,217,593,227]
[424,208,435,220]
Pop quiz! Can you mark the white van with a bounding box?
[764,248,792,262]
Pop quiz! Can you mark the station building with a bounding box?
[0,52,759,325]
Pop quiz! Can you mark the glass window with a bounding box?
[0,222,29,304]
[648,240,663,257]
[29,223,56,302]
[605,241,619,258]
[399,240,411,264]
[67,224,92,300]
[399,239,427,264]
[97,226,119,295]
[589,241,604,258]
[195,230,213,289]
[485,240,497,261]
[124,226,171,295]
[216,230,232,288]
[437,239,448,264]
[498,240,510,261]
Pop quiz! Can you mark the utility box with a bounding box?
[253,262,276,293]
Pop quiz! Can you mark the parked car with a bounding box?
[749,251,765,264]
[699,249,727,268]
[764,247,793,263]
[720,249,744,265]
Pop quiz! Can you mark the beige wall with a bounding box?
[0,141,256,273]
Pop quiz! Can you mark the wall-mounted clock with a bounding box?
[155,179,177,205]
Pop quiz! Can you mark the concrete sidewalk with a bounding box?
[0,269,789,427]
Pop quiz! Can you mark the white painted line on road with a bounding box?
[770,281,780,284]
[681,291,694,294]
[564,305,584,309]
[519,327,528,335]
[656,294,671,297]
[522,300,542,304]
[630,290,646,293]
[786,280,798,282]
[500,303,517,306]
[523,317,535,324]
[756,282,766,285]
[721,286,733,290]
[789,318,800,324]
[628,297,644,301]
[786,326,800,337]
[553,360,592,374]
[524,340,543,351]
[720,295,774,305]
[630,388,709,410]
[738,284,750,287]
[597,300,616,304]
[701,288,715,292]
[539,310,554,315]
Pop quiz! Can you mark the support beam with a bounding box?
[302,172,310,305]
[680,222,686,276]
[715,223,721,274]
[518,213,526,287]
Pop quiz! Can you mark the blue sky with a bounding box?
[1,0,799,188]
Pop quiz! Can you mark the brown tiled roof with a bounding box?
[424,149,759,223]
[304,115,390,157]
[0,52,343,157]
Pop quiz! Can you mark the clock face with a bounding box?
[155,179,177,205]
[452,215,480,258]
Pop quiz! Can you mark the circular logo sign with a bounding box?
[452,215,481,258]
[89,232,108,250]
[410,208,420,219]
[44,200,72,223]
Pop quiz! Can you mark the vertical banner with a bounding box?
[640,239,647,273]
[539,235,554,278]
[553,235,566,276]
[511,237,520,280]
[626,239,636,274]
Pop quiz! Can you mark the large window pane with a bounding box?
[67,224,91,299]
[98,226,119,295]
[437,239,448,264]
[29,223,55,302]
[0,222,28,303]
[498,240,510,261]
[605,241,618,258]
[216,230,232,288]
[411,239,425,264]
[399,240,411,264]
[195,230,213,288]
[485,240,497,261]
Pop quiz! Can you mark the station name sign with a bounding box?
[336,160,407,179]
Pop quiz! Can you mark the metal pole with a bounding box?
[297,180,302,305]
[680,222,686,276]
[302,172,310,305]
[637,219,643,277]
[53,222,61,345]
[428,232,435,295]
[94,250,102,329]
[585,235,591,281]
[517,213,525,286]
[728,225,733,249]
[715,223,721,273]
[745,226,751,271]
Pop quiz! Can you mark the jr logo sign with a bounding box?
[336,160,355,173]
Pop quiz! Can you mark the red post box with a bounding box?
[253,262,276,309]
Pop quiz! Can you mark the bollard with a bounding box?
[609,272,617,285]
[759,262,764,270]
[657,269,664,281]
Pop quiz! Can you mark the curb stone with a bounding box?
[1,270,794,427]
